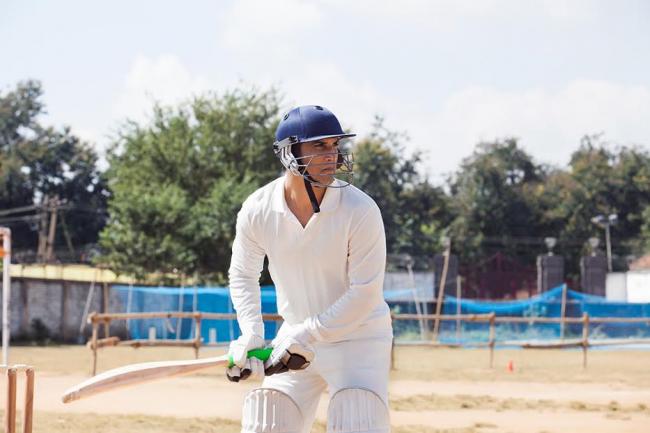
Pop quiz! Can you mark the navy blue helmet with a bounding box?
[273,105,354,183]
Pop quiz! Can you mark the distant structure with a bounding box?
[537,255,564,292]
[629,254,650,271]
[536,237,564,292]
[581,255,608,296]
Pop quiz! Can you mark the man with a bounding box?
[227,105,392,433]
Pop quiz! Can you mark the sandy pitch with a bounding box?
[5,345,650,432]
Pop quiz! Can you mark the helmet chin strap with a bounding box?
[303,177,321,214]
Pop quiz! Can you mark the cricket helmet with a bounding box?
[273,105,355,186]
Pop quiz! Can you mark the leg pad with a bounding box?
[242,388,304,433]
[327,388,390,433]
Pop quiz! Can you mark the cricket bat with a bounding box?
[62,347,272,403]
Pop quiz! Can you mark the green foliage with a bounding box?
[99,88,282,283]
[448,138,544,263]
[0,80,107,251]
[447,134,650,275]
[353,117,451,269]
[5,80,650,283]
[538,134,650,272]
[641,206,650,253]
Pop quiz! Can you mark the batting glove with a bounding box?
[264,323,315,376]
[226,334,265,382]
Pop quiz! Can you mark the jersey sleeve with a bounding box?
[303,203,386,342]
[228,204,266,339]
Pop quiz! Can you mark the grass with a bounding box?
[390,345,650,386]
[390,393,650,413]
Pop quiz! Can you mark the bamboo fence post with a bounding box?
[193,314,202,359]
[91,317,99,376]
[433,240,452,340]
[456,276,462,342]
[560,284,567,340]
[488,312,496,368]
[582,313,589,369]
[102,283,110,338]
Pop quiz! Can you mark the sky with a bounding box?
[2,0,650,182]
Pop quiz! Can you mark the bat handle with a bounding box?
[227,347,273,368]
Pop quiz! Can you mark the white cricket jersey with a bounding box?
[228,176,393,343]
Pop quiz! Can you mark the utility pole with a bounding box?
[37,196,49,262]
[45,195,59,262]
[1,227,11,365]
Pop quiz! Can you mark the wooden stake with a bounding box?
[456,275,462,342]
[91,320,99,376]
[5,368,16,433]
[102,283,110,338]
[193,317,202,359]
[23,368,34,433]
[582,313,589,369]
[488,313,496,368]
[433,241,452,340]
[560,283,567,340]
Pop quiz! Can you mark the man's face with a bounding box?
[297,137,341,184]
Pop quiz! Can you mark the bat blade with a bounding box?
[62,354,229,403]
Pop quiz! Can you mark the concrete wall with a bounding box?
[3,278,126,343]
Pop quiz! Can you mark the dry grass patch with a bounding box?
[390,393,650,414]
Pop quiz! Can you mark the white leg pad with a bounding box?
[327,388,390,433]
[242,388,304,433]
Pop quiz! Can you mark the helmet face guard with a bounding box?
[273,135,354,188]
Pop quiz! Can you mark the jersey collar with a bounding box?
[272,177,342,214]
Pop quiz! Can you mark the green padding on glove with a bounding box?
[228,347,273,368]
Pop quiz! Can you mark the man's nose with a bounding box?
[323,151,336,162]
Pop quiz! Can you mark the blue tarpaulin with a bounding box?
[114,284,650,343]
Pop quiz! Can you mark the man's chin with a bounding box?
[311,173,335,186]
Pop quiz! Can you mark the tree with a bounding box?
[640,206,650,254]
[352,117,450,269]
[0,80,107,257]
[99,88,282,283]
[448,138,545,263]
[539,134,650,272]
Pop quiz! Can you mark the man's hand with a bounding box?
[226,334,265,382]
[264,323,315,376]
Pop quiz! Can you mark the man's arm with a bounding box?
[228,205,266,339]
[303,203,386,342]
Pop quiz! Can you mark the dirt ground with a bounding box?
[3,344,650,433]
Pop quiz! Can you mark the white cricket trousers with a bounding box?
[261,336,392,433]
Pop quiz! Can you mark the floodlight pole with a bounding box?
[1,227,11,365]
[591,214,617,272]
[605,223,612,272]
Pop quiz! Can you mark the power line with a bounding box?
[0,204,40,217]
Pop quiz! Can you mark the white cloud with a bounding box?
[112,54,213,123]
[220,0,321,54]
[109,56,650,186]
[419,80,650,177]
[277,61,388,131]
[323,0,499,23]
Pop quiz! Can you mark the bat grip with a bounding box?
[227,347,273,368]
